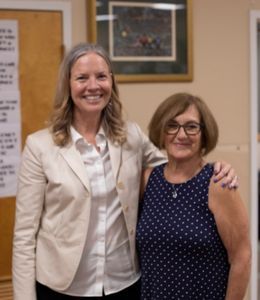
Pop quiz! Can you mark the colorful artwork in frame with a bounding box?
[87,0,193,82]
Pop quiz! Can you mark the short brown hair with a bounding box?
[148,93,218,156]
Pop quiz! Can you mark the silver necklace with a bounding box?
[172,184,181,199]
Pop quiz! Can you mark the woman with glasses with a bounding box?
[136,93,251,300]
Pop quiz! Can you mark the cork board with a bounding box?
[0,9,63,282]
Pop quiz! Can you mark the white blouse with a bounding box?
[62,127,140,296]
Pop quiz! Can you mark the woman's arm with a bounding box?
[140,167,153,199]
[12,135,46,300]
[208,179,251,300]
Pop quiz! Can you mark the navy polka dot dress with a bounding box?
[136,163,230,300]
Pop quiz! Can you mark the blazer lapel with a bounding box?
[59,143,90,190]
[108,141,122,181]
[59,140,122,189]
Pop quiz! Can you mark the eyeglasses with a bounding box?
[165,121,203,136]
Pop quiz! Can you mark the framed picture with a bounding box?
[86,0,192,82]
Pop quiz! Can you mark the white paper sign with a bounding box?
[0,20,18,55]
[0,155,20,197]
[0,59,18,90]
[0,91,20,124]
[0,20,20,198]
[0,126,21,156]
[0,21,18,91]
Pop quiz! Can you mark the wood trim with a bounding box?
[0,277,13,300]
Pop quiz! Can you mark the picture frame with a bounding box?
[86,0,193,83]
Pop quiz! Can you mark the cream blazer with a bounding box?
[12,121,166,300]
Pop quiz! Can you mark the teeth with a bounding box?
[84,95,100,100]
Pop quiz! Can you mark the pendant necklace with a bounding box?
[167,159,204,200]
[172,184,181,199]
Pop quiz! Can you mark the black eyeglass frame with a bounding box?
[164,121,204,136]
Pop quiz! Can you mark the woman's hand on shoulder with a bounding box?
[212,161,238,189]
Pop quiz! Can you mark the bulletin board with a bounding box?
[0,9,63,299]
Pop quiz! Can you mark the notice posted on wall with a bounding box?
[0,20,18,55]
[0,92,21,198]
[0,153,20,197]
[0,126,21,197]
[0,20,18,91]
[0,58,18,90]
[0,91,20,124]
[0,20,21,198]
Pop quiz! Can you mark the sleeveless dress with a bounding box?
[136,163,230,300]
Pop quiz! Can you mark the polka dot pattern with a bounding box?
[136,163,230,299]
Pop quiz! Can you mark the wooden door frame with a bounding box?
[0,0,72,51]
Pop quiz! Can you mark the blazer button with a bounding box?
[117,181,125,189]
[124,205,129,212]
[130,228,134,235]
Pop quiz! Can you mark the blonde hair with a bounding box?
[48,43,126,146]
[148,93,219,156]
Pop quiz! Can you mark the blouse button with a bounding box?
[117,181,125,189]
